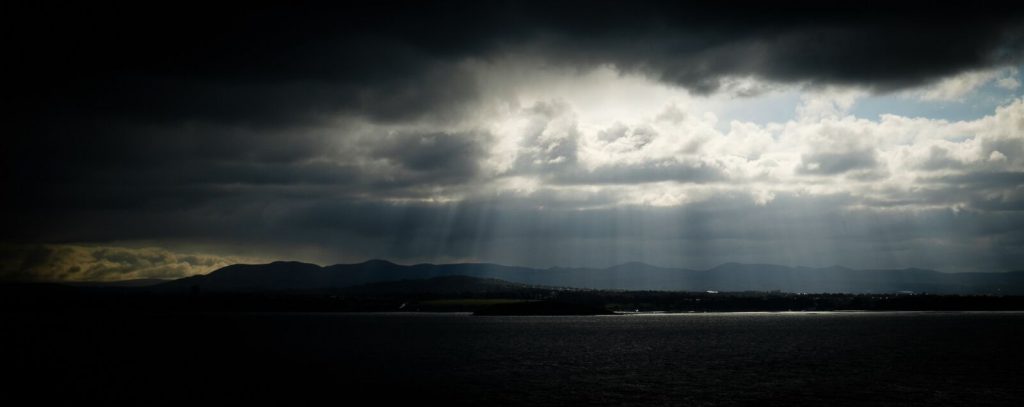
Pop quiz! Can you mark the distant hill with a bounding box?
[157,260,1024,294]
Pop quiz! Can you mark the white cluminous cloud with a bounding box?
[389,66,1024,214]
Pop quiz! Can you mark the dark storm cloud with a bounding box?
[10,3,483,127]
[9,2,1023,148]
[10,2,1024,128]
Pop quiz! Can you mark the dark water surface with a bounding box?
[4,312,1023,406]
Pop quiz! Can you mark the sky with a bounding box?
[3,3,1024,281]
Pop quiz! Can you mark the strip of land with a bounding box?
[4,275,1024,315]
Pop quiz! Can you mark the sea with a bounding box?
[3,311,1023,406]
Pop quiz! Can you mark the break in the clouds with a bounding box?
[3,3,1024,280]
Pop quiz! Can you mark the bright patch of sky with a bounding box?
[482,64,1023,136]
[852,66,1023,122]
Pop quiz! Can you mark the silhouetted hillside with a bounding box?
[159,260,542,292]
[158,260,1024,294]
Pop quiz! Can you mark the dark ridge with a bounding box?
[359,259,399,267]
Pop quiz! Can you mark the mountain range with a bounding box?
[158,260,1024,294]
